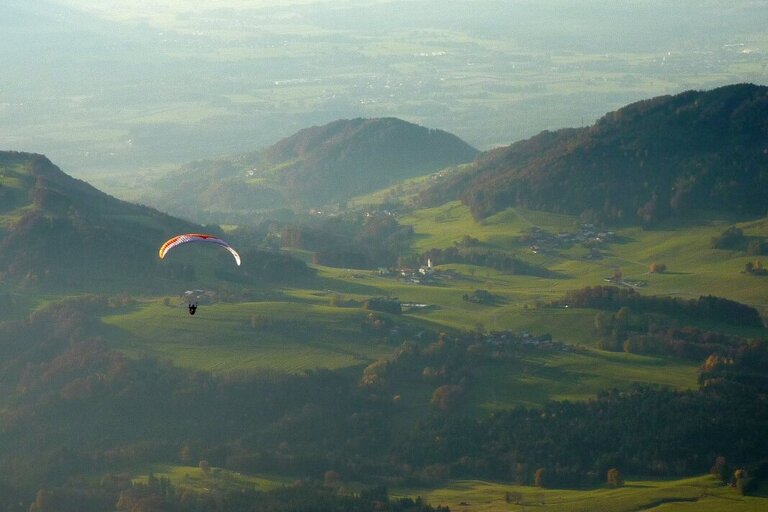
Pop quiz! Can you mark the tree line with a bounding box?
[560,285,764,328]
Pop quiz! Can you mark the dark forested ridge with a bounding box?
[147,117,479,222]
[0,152,196,288]
[0,152,312,290]
[420,84,768,225]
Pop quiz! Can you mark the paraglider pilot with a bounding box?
[188,302,198,315]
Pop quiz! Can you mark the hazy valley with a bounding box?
[1,2,768,511]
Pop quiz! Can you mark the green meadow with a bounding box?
[102,299,396,373]
[101,296,700,412]
[400,203,768,315]
[133,464,292,493]
[398,476,767,512]
[131,466,768,512]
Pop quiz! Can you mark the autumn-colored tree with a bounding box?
[733,468,756,495]
[594,311,613,334]
[607,468,624,488]
[534,467,546,488]
[179,444,193,464]
[323,470,341,488]
[710,456,729,483]
[431,384,464,412]
[649,262,667,273]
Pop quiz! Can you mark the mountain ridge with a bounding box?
[146,117,479,222]
[419,83,768,225]
[0,151,199,290]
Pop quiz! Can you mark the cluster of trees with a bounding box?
[743,260,767,275]
[561,285,764,327]
[216,248,314,284]
[711,226,748,250]
[462,289,501,305]
[281,212,413,269]
[21,478,448,512]
[364,297,402,314]
[361,334,476,397]
[711,226,768,255]
[592,306,760,360]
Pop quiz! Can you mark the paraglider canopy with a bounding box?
[159,233,241,266]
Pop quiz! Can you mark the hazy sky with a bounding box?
[2,0,766,181]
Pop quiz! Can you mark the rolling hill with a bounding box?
[419,83,768,225]
[0,151,199,290]
[144,117,479,222]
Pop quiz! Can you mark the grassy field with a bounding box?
[133,464,292,493]
[132,467,768,512]
[101,290,700,413]
[466,348,699,411]
[399,476,768,512]
[400,203,768,316]
[102,298,397,373]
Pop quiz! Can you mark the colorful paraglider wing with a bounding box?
[158,234,241,266]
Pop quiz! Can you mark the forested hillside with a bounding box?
[420,84,768,225]
[0,152,311,291]
[0,152,196,289]
[146,118,478,223]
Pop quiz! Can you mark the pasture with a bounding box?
[399,204,768,316]
[102,299,397,373]
[132,467,768,512]
[133,464,291,493]
[399,476,768,512]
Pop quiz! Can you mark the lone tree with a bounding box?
[710,456,729,483]
[607,468,624,488]
[323,470,341,488]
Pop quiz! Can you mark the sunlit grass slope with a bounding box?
[466,349,699,411]
[400,476,767,512]
[399,203,768,314]
[102,299,396,373]
[132,467,768,511]
[101,282,699,410]
[134,464,291,493]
